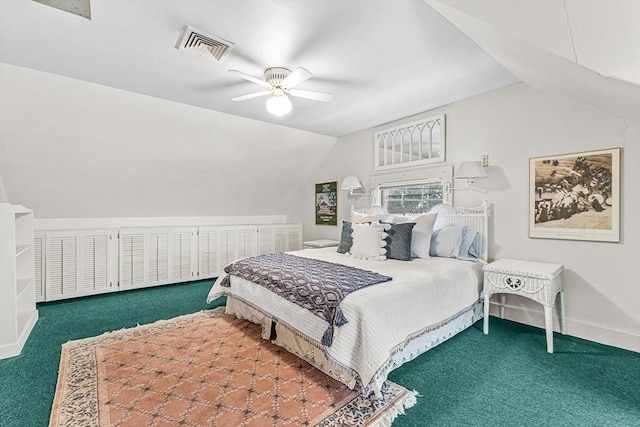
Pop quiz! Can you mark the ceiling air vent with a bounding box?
[176,26,234,62]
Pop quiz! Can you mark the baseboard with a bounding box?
[488,302,640,353]
[34,215,288,230]
[0,310,38,360]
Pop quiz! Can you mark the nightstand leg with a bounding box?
[483,293,490,334]
[499,294,506,319]
[544,305,554,353]
[559,291,566,335]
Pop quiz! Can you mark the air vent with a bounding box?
[176,25,234,62]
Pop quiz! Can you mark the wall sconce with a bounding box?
[450,161,488,191]
[341,176,370,197]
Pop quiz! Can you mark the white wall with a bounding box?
[288,83,640,352]
[0,64,337,219]
[0,170,7,202]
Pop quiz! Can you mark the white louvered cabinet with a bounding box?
[171,228,198,283]
[258,224,303,254]
[119,228,170,290]
[0,204,38,359]
[198,227,221,279]
[197,225,259,278]
[45,229,117,301]
[33,223,302,301]
[119,227,198,290]
[287,224,303,251]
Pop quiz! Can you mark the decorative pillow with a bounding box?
[382,222,415,261]
[349,222,390,261]
[385,214,410,224]
[428,203,458,231]
[430,225,466,258]
[351,207,387,224]
[405,213,438,258]
[337,221,353,254]
[458,226,479,260]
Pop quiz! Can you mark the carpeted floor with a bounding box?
[1,280,639,427]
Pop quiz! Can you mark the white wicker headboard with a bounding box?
[430,201,490,261]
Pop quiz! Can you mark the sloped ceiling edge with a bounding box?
[426,0,640,123]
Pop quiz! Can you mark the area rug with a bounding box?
[50,309,416,426]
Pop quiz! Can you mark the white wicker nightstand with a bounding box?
[483,258,565,353]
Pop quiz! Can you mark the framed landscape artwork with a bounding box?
[315,181,337,226]
[529,148,620,242]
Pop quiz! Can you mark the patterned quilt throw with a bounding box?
[220,253,392,346]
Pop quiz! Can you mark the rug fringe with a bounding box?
[60,308,226,347]
[370,390,419,427]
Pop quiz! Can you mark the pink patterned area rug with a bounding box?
[50,309,416,426]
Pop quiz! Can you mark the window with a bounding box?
[378,179,446,214]
[374,114,446,171]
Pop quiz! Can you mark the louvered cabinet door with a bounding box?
[34,233,45,302]
[45,232,80,301]
[258,226,275,255]
[236,226,258,259]
[218,227,238,269]
[77,230,117,296]
[119,230,145,290]
[147,229,170,286]
[198,227,220,279]
[286,225,303,251]
[273,226,288,253]
[171,228,197,282]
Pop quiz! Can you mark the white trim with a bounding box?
[369,165,453,206]
[35,215,287,231]
[488,302,639,353]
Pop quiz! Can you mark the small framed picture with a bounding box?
[315,181,337,226]
[529,148,620,242]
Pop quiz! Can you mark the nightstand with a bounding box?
[303,239,340,249]
[483,258,565,353]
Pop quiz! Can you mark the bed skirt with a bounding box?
[224,295,484,396]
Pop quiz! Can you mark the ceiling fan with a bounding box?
[228,67,333,116]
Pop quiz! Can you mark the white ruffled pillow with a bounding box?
[350,207,388,224]
[349,222,390,261]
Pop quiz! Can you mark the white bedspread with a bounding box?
[206,248,482,392]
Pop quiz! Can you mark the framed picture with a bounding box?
[529,147,620,242]
[315,181,337,226]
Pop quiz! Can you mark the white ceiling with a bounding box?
[0,0,519,137]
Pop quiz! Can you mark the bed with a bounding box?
[206,202,489,397]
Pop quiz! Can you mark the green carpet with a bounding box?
[1,281,638,427]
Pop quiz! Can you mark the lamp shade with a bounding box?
[455,161,487,179]
[266,93,292,116]
[341,176,363,191]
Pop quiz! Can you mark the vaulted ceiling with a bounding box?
[0,0,520,137]
[0,0,638,218]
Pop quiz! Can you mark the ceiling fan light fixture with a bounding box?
[266,92,292,116]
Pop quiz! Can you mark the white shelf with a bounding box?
[16,277,34,300]
[1,204,37,359]
[15,244,32,258]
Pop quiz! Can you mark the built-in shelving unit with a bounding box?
[36,223,303,302]
[0,203,38,359]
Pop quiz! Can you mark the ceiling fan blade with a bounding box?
[288,89,333,102]
[282,67,312,89]
[228,70,271,89]
[231,90,272,101]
